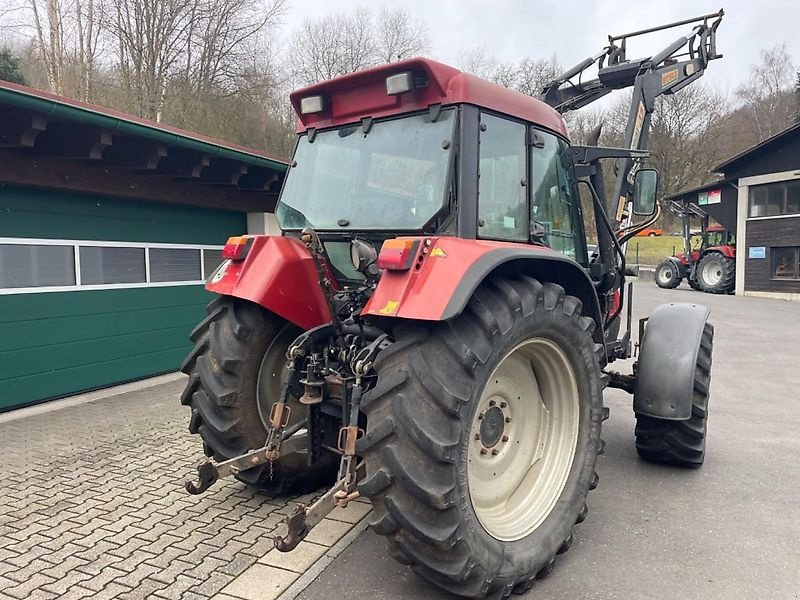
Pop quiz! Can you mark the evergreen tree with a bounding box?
[0,48,26,85]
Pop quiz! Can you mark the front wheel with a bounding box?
[357,278,605,598]
[655,260,681,289]
[635,322,713,467]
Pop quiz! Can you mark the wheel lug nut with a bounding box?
[474,433,481,440]
[478,413,484,420]
[500,401,507,408]
[505,417,512,423]
[489,400,496,407]
[480,448,487,455]
[491,449,499,455]
[502,435,509,443]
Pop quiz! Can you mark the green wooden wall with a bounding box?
[0,184,243,244]
[0,184,247,410]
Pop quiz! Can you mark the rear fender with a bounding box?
[704,246,736,259]
[362,237,604,342]
[206,235,331,330]
[633,303,710,419]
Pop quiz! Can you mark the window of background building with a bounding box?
[0,244,76,288]
[749,180,800,217]
[772,246,800,279]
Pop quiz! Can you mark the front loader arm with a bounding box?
[541,10,724,230]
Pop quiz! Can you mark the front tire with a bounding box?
[655,260,681,289]
[180,297,338,494]
[635,322,713,467]
[357,278,605,598]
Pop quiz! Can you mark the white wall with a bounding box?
[246,212,280,235]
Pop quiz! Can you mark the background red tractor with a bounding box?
[181,11,723,599]
[655,198,737,294]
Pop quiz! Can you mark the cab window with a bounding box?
[530,129,582,260]
[478,114,527,241]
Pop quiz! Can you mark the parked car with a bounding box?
[636,226,663,237]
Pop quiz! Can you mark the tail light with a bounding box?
[377,239,420,271]
[222,236,252,261]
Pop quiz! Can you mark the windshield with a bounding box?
[276,109,455,230]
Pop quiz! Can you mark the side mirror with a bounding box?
[633,168,659,216]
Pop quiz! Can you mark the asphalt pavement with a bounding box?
[299,282,800,600]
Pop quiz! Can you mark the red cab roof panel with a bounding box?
[290,57,568,138]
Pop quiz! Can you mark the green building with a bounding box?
[0,80,287,410]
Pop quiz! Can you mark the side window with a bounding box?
[478,114,527,241]
[530,130,580,259]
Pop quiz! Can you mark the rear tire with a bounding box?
[635,322,713,467]
[358,277,605,598]
[655,260,681,289]
[180,297,338,494]
[697,253,735,294]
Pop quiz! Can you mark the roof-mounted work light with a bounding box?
[300,95,324,114]
[385,72,415,95]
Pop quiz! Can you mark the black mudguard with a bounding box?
[664,256,687,279]
[634,302,710,419]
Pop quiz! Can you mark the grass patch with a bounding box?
[625,235,687,266]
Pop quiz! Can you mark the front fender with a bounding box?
[362,237,603,337]
[665,255,688,278]
[634,302,711,419]
[206,235,331,330]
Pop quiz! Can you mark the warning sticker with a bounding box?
[661,69,679,88]
[630,101,645,150]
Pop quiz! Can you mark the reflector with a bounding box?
[377,239,420,270]
[222,236,251,261]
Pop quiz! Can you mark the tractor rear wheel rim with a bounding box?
[467,338,580,542]
[256,325,303,432]
[702,259,723,287]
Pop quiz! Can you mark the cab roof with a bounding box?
[290,57,568,138]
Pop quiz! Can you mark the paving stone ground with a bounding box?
[0,378,368,600]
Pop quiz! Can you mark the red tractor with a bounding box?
[182,12,722,598]
[655,198,736,294]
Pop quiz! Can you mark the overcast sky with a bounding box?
[280,0,799,96]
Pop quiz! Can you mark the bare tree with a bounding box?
[736,44,796,140]
[457,49,560,97]
[457,45,499,80]
[28,0,66,93]
[184,0,286,95]
[109,0,196,120]
[795,69,800,123]
[73,0,101,101]
[289,9,376,86]
[375,7,429,63]
[516,56,560,97]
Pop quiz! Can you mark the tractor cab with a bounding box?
[276,58,590,276]
[705,224,735,249]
